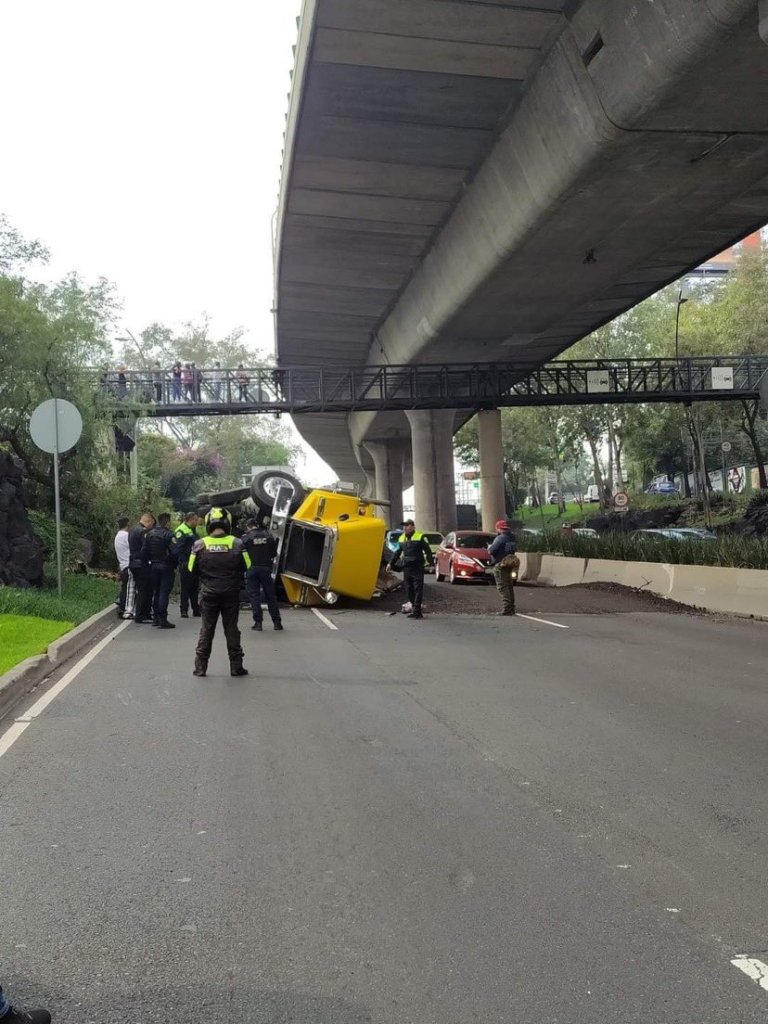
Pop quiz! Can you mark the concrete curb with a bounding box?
[527,553,768,620]
[0,605,115,723]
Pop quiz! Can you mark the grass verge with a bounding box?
[0,615,73,675]
[520,531,768,569]
[0,574,117,625]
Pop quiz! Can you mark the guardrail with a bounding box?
[94,355,768,415]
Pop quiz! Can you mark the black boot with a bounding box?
[193,656,208,677]
[251,621,262,631]
[180,611,189,619]
[4,1005,52,1024]
[273,621,283,631]
[230,661,249,677]
[158,620,176,629]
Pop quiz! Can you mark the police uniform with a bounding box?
[144,523,176,627]
[173,521,200,617]
[241,526,282,630]
[188,509,252,677]
[128,522,153,623]
[388,528,434,618]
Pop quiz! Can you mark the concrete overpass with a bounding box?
[275,0,768,530]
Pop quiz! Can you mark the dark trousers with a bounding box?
[493,565,516,613]
[179,565,200,615]
[131,566,153,621]
[246,566,281,624]
[196,591,244,665]
[404,566,425,612]
[151,563,175,622]
[117,567,129,614]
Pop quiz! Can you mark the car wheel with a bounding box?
[250,469,306,516]
[435,563,445,582]
[449,562,459,585]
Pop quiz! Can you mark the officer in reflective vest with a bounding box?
[387,519,434,619]
[188,508,251,677]
[173,512,201,618]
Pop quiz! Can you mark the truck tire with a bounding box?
[250,469,306,515]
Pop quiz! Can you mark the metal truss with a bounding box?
[97,355,768,416]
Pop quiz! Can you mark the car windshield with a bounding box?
[455,533,494,548]
[424,533,443,545]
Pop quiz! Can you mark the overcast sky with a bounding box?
[0,0,335,483]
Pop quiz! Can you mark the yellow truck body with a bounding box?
[279,490,386,606]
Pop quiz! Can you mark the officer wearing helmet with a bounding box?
[188,507,252,677]
[487,520,518,616]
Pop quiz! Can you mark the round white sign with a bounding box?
[613,490,629,510]
[29,399,83,455]
[721,441,732,453]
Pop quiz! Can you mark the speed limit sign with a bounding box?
[613,490,629,512]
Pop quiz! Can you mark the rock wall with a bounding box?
[0,450,44,587]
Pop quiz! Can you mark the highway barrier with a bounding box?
[524,555,768,619]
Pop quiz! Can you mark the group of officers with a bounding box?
[116,508,283,678]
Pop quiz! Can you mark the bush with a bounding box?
[747,489,768,512]
[519,530,768,570]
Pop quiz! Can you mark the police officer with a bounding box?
[145,512,176,629]
[387,519,434,619]
[128,512,155,624]
[173,511,201,618]
[188,508,252,677]
[488,519,518,616]
[241,517,283,631]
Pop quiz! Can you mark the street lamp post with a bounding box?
[674,280,691,360]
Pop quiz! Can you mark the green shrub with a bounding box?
[0,573,118,623]
[746,489,768,512]
[519,530,768,570]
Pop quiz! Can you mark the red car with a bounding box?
[435,531,496,584]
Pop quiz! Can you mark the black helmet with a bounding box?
[205,507,232,534]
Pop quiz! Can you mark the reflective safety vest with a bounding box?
[188,534,252,573]
[398,531,424,543]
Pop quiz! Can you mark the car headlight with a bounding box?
[454,554,475,567]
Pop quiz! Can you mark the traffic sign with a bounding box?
[721,441,732,453]
[613,490,629,512]
[29,399,83,598]
[29,398,82,454]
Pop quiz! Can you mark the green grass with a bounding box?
[0,615,74,675]
[0,574,118,624]
[515,501,599,527]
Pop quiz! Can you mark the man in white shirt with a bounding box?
[114,516,132,618]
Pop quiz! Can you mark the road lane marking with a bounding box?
[0,620,130,760]
[731,956,768,992]
[517,613,569,629]
[311,608,339,631]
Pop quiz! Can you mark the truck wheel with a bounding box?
[250,469,306,515]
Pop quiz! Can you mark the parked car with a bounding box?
[521,527,542,538]
[422,531,444,573]
[573,527,598,538]
[548,491,561,505]
[645,480,679,497]
[585,484,600,502]
[667,527,717,541]
[631,528,708,542]
[435,531,496,584]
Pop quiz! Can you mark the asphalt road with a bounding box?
[2,591,768,1023]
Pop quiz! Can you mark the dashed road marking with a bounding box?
[517,613,569,630]
[731,956,768,992]
[0,619,130,760]
[311,607,339,631]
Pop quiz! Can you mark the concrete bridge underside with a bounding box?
[276,0,768,528]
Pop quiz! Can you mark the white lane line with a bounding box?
[731,956,768,992]
[0,619,130,759]
[311,607,339,631]
[516,613,569,630]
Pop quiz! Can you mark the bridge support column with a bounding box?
[405,410,456,534]
[478,409,506,531]
[364,440,405,529]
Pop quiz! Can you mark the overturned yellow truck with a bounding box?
[273,486,387,607]
[198,473,388,607]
